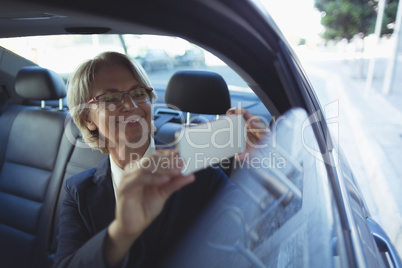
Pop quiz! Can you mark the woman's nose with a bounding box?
[122,93,138,109]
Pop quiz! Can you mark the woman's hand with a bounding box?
[105,149,194,266]
[226,108,269,161]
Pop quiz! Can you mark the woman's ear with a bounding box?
[82,114,97,131]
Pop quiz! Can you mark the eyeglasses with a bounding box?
[87,87,153,107]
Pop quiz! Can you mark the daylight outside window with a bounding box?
[0,34,251,92]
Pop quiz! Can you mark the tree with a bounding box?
[315,0,399,41]
[383,0,399,34]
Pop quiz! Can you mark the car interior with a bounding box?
[1,0,399,267]
[0,40,316,268]
[0,46,351,267]
[0,45,273,267]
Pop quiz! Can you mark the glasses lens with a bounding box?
[98,92,123,105]
[95,88,150,109]
[129,88,150,104]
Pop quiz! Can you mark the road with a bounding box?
[298,50,402,256]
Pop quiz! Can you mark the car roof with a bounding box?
[0,0,160,37]
[0,0,284,38]
[1,0,304,116]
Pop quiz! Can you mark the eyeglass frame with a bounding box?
[86,86,154,106]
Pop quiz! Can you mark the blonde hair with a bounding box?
[67,51,157,154]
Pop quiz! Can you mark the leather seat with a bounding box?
[0,66,68,268]
[48,121,105,264]
[164,70,231,115]
[155,70,232,145]
[155,70,233,175]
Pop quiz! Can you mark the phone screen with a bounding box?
[176,114,246,175]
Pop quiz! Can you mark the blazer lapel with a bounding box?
[85,156,116,235]
[83,140,166,236]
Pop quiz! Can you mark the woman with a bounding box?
[54,51,266,267]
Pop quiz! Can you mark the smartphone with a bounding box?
[176,114,246,175]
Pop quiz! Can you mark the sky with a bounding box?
[261,0,324,45]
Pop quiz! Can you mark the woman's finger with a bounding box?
[226,108,271,162]
[119,149,187,192]
[226,107,246,116]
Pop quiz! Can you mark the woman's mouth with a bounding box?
[117,116,143,125]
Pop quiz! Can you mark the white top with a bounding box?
[110,138,156,200]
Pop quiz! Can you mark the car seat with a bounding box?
[0,66,68,268]
[154,70,233,176]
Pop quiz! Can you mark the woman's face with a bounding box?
[84,64,152,151]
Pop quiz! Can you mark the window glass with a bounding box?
[0,35,125,76]
[0,34,251,92]
[161,108,348,267]
[0,33,348,267]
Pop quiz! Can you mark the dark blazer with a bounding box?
[53,152,234,268]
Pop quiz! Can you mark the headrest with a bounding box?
[165,70,231,115]
[15,66,66,100]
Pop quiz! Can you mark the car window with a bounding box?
[162,108,349,267]
[0,34,269,122]
[0,35,126,78]
[0,34,251,92]
[0,33,348,267]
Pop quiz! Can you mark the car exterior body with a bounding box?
[135,49,174,72]
[0,0,400,267]
[174,48,206,67]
